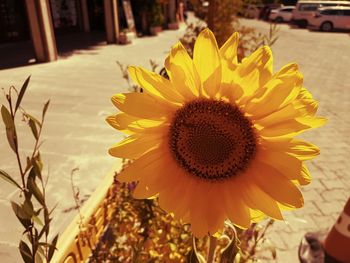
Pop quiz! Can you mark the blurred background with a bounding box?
[0,0,349,262]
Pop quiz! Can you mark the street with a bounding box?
[0,17,349,262]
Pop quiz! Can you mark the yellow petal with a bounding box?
[106,114,136,134]
[252,162,304,208]
[259,117,327,137]
[158,175,191,220]
[220,32,239,84]
[117,147,162,182]
[165,41,201,99]
[254,104,302,127]
[111,93,173,119]
[107,113,167,135]
[108,133,163,159]
[132,153,180,199]
[189,191,210,237]
[133,180,159,199]
[298,164,311,185]
[193,28,221,97]
[219,82,244,104]
[237,46,273,101]
[256,150,302,181]
[250,209,266,222]
[219,32,239,65]
[297,87,314,99]
[260,138,320,161]
[287,140,320,160]
[293,98,318,117]
[275,63,300,78]
[236,69,260,105]
[239,177,283,220]
[223,179,251,228]
[128,66,184,103]
[245,65,303,118]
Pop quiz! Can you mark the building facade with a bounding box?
[0,0,179,64]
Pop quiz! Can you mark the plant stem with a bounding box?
[8,94,26,189]
[207,235,217,263]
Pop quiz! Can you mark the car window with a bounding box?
[281,8,294,12]
[320,9,339,15]
[320,3,337,7]
[344,10,350,16]
[299,4,318,11]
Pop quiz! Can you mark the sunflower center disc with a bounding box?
[169,99,256,181]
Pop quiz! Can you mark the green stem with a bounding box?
[207,235,217,263]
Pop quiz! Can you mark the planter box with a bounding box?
[50,162,122,263]
[150,26,162,36]
[118,33,130,45]
[168,22,179,30]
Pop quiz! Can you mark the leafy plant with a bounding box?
[148,1,165,27]
[180,20,279,61]
[87,176,277,262]
[1,77,58,262]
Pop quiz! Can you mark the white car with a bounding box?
[308,6,350,31]
[269,6,296,22]
[292,0,350,27]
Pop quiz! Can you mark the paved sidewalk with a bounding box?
[244,20,350,262]
[1,18,349,262]
[0,26,187,262]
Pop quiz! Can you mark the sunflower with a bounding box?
[107,29,326,237]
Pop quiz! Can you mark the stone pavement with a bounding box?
[244,20,350,262]
[1,17,349,262]
[0,25,187,262]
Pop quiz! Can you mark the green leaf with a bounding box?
[48,234,59,262]
[23,199,34,218]
[42,100,50,119]
[27,177,45,206]
[36,246,45,263]
[32,215,44,226]
[1,105,17,152]
[19,240,32,263]
[28,157,43,180]
[18,216,32,229]
[1,105,13,127]
[25,113,41,127]
[15,75,31,113]
[11,201,32,220]
[35,207,43,216]
[35,252,44,263]
[24,156,32,174]
[28,118,39,140]
[38,220,51,239]
[0,169,22,189]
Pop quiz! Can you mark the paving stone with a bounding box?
[320,189,348,202]
[320,178,347,190]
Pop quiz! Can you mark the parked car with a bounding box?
[243,4,263,19]
[259,3,282,20]
[269,6,296,22]
[292,0,350,27]
[308,6,350,31]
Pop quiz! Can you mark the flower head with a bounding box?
[107,29,326,237]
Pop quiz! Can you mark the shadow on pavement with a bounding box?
[0,32,107,70]
[0,41,36,70]
[56,31,107,58]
